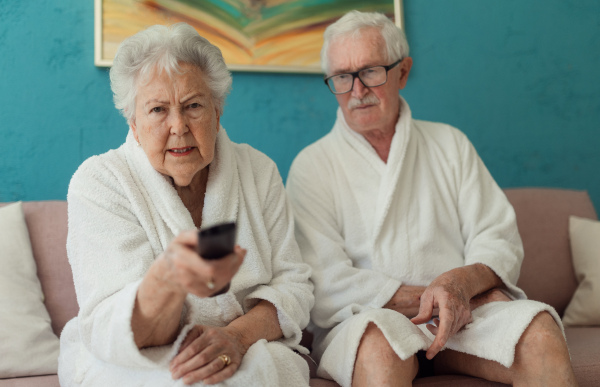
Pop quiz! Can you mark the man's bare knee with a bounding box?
[353,323,418,387]
[512,312,578,386]
[517,312,566,358]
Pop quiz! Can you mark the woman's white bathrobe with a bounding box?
[58,128,314,387]
[286,98,562,387]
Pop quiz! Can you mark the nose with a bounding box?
[169,109,189,136]
[351,76,368,99]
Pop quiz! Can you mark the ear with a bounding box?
[129,118,140,144]
[398,57,413,90]
[215,107,221,133]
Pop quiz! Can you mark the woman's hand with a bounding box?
[132,231,246,349]
[170,325,248,385]
[159,230,246,298]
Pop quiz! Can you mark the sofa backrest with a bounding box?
[505,188,598,317]
[4,188,598,337]
[20,201,77,337]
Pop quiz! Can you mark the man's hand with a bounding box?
[410,271,473,360]
[383,285,427,318]
[469,288,511,310]
[410,264,505,360]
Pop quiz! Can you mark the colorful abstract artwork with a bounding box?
[95,0,403,73]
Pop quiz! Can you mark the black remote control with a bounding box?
[197,222,236,260]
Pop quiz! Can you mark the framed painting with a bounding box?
[94,0,404,73]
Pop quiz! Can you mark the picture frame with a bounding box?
[94,0,404,73]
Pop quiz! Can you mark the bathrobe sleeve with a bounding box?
[287,149,402,330]
[452,130,526,299]
[67,155,184,368]
[238,149,315,351]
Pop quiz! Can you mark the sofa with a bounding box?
[1,188,599,386]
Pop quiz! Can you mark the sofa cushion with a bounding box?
[0,202,60,378]
[20,201,78,336]
[504,188,598,316]
[0,374,60,387]
[565,327,600,386]
[562,216,600,326]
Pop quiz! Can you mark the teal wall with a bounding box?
[1,1,599,209]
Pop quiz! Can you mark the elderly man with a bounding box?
[286,10,578,387]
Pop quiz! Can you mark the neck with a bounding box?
[173,166,209,227]
[363,129,395,163]
[355,101,402,163]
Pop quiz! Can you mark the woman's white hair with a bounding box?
[321,10,409,74]
[110,23,232,124]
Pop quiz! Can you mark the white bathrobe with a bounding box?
[58,128,314,387]
[286,98,562,387]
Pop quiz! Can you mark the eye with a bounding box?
[150,106,164,114]
[188,102,202,109]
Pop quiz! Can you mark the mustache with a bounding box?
[347,94,380,110]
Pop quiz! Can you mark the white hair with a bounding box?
[321,10,409,74]
[109,23,232,124]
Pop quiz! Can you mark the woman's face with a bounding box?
[131,63,220,187]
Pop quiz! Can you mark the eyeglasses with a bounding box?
[324,58,403,95]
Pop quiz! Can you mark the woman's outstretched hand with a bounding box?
[170,324,247,385]
[159,230,246,298]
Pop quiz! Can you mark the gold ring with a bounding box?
[218,354,231,367]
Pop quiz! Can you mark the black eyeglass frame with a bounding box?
[323,58,404,95]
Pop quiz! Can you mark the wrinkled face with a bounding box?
[327,28,411,135]
[131,63,220,187]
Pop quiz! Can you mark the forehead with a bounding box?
[136,63,209,98]
[327,28,387,73]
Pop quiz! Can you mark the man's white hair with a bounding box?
[110,23,232,124]
[321,10,409,75]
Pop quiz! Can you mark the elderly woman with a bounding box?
[58,23,314,387]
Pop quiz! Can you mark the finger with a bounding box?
[180,354,235,385]
[173,343,220,381]
[178,327,203,354]
[426,323,438,336]
[233,245,246,260]
[171,329,211,369]
[410,291,434,325]
[174,229,200,249]
[202,361,238,385]
[426,308,453,359]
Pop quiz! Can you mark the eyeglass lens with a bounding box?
[327,66,387,94]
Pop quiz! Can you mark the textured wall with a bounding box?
[1,1,599,209]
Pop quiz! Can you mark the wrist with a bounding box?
[224,323,252,354]
[456,264,502,299]
[139,259,187,310]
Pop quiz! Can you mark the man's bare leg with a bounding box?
[434,312,578,387]
[352,322,419,387]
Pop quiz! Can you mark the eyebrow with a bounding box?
[143,93,208,107]
[180,93,207,104]
[333,63,381,75]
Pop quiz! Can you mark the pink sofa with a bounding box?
[1,188,599,386]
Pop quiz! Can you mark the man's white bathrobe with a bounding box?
[286,98,562,387]
[58,128,314,387]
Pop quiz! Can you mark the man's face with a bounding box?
[327,28,412,135]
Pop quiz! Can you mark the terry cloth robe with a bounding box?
[58,128,314,387]
[286,98,562,387]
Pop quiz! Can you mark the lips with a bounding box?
[168,147,195,156]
